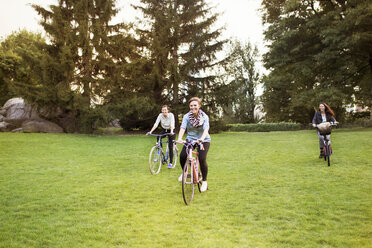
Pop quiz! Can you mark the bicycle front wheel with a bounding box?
[149,146,162,174]
[182,160,194,205]
[326,145,331,166]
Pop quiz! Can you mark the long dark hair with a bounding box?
[320,102,335,117]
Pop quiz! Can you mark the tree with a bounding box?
[261,0,372,123]
[31,0,136,131]
[134,0,226,125]
[219,40,260,123]
[0,30,49,106]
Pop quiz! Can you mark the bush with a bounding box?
[228,122,301,132]
[209,120,229,134]
[93,127,123,135]
[341,117,372,128]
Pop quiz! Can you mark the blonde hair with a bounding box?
[188,97,202,106]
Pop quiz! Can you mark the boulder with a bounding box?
[108,119,122,128]
[11,128,23,133]
[0,121,16,132]
[0,109,6,115]
[2,98,40,126]
[0,114,3,122]
[22,120,64,133]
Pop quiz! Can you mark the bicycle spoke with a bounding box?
[182,160,194,205]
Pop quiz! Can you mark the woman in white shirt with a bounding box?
[148,105,176,168]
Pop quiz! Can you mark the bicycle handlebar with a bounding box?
[146,133,172,137]
[176,139,204,150]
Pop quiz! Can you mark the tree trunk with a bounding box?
[172,49,180,129]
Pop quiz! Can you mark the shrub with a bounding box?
[228,122,301,132]
[209,120,229,134]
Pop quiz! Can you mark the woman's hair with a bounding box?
[161,105,170,111]
[320,102,335,117]
[188,97,202,106]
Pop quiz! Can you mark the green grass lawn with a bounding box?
[0,129,371,247]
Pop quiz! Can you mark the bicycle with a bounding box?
[147,133,178,174]
[177,139,204,205]
[315,122,337,166]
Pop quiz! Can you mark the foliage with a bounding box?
[134,0,226,125]
[261,0,372,123]
[28,0,137,132]
[228,122,301,132]
[1,131,371,247]
[217,40,261,123]
[0,30,48,106]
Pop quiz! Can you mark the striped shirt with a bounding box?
[154,113,175,130]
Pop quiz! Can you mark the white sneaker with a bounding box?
[200,181,208,192]
[178,173,183,182]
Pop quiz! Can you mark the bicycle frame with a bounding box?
[150,133,172,163]
[181,140,203,184]
[316,122,336,166]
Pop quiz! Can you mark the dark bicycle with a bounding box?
[316,122,337,166]
[147,133,178,174]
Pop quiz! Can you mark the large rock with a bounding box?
[0,121,16,132]
[0,114,4,122]
[3,98,40,126]
[22,120,64,133]
[108,119,122,128]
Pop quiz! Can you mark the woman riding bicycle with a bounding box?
[312,103,338,158]
[177,97,211,192]
[148,105,175,168]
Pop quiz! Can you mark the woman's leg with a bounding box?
[179,146,188,170]
[197,142,210,181]
[168,133,175,163]
[317,130,325,148]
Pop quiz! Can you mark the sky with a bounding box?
[0,0,265,48]
[0,0,266,76]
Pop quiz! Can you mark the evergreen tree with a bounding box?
[134,0,225,125]
[32,0,134,131]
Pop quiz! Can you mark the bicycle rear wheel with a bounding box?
[149,146,162,174]
[182,160,194,205]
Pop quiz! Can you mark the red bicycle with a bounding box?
[177,139,203,205]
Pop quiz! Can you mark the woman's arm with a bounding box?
[312,112,318,127]
[170,113,175,134]
[177,128,186,142]
[198,128,209,142]
[148,115,160,133]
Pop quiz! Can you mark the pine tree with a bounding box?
[32,0,135,131]
[135,0,225,124]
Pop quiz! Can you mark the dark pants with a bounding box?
[317,130,330,149]
[180,142,210,181]
[159,129,175,163]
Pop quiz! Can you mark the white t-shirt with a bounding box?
[154,113,175,130]
[321,113,327,123]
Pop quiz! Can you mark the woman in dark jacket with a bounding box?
[312,103,338,158]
